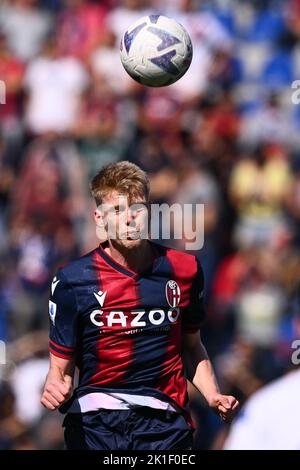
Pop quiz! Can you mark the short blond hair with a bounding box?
[90,161,150,206]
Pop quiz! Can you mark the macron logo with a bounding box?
[94,290,107,307]
[51,277,60,295]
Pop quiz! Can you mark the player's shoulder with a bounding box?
[55,247,99,284]
[151,241,201,278]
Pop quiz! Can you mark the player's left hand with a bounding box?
[208,393,240,423]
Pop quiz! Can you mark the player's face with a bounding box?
[95,191,149,249]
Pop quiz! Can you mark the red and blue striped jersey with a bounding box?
[48,241,205,417]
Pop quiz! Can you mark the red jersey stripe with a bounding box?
[88,249,138,387]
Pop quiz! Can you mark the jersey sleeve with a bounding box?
[48,270,79,359]
[182,257,206,333]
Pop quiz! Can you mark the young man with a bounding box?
[41,161,239,450]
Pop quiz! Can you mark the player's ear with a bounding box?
[94,208,108,242]
[94,208,104,227]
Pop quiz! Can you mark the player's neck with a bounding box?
[105,239,154,274]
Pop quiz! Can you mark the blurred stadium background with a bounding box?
[0,0,300,450]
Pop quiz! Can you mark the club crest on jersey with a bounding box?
[165,280,181,308]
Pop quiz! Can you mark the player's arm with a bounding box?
[41,270,78,411]
[41,353,75,410]
[182,330,239,423]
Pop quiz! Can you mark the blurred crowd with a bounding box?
[0,0,300,450]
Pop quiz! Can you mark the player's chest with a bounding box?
[76,273,191,332]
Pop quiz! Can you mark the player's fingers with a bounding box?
[218,404,229,414]
[51,389,67,403]
[219,406,239,423]
[43,392,61,408]
[46,386,66,403]
[231,400,240,411]
[216,396,230,409]
[226,396,239,408]
[56,382,72,397]
[41,397,56,410]
[46,383,69,401]
[219,395,240,411]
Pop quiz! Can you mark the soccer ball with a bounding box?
[120,15,193,87]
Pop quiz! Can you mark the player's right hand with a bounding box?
[209,393,240,423]
[41,372,73,410]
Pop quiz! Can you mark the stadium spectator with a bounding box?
[0,0,53,62]
[56,0,108,61]
[23,36,89,135]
